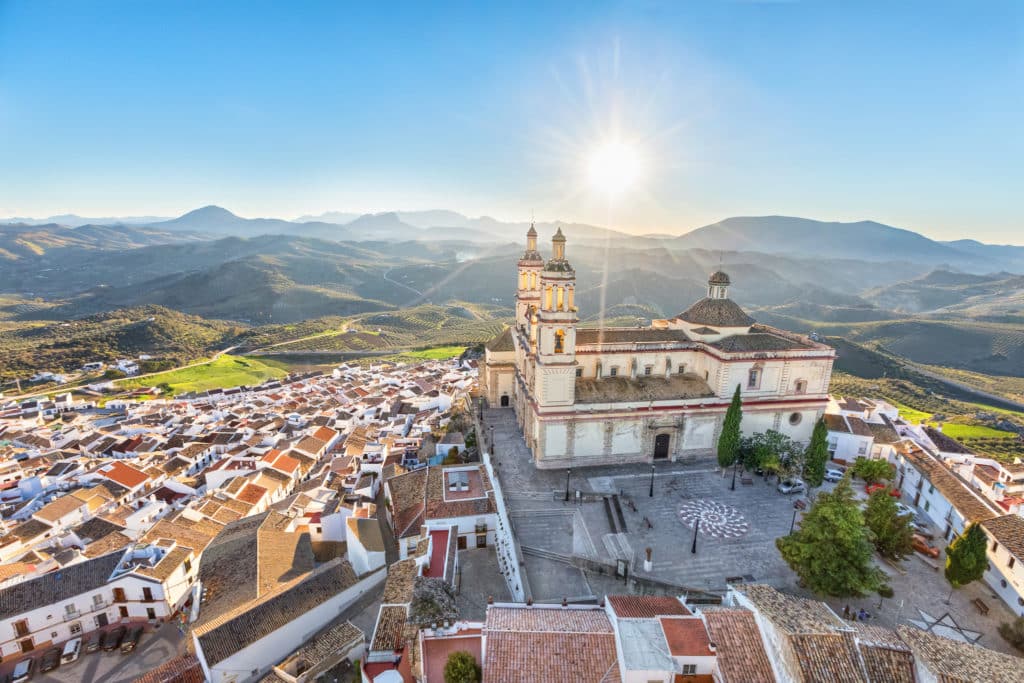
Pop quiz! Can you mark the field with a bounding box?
[403,345,467,359]
[117,354,287,395]
[939,423,1018,439]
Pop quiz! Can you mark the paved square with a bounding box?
[483,406,1024,656]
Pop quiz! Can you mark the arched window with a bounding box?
[554,329,565,353]
[544,285,553,310]
[557,286,565,310]
[794,379,807,395]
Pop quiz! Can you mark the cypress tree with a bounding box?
[717,384,743,469]
[803,418,829,488]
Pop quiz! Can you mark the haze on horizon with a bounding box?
[1,1,1021,244]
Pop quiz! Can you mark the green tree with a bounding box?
[945,523,988,592]
[444,651,481,683]
[776,476,885,596]
[717,384,743,469]
[851,457,894,484]
[803,419,830,489]
[998,616,1024,653]
[863,489,914,560]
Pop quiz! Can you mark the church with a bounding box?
[482,226,836,469]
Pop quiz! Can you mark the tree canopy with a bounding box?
[776,476,885,596]
[863,489,914,560]
[444,651,481,683]
[945,523,988,590]
[851,457,894,484]
[741,430,803,477]
[803,419,830,488]
[717,384,743,469]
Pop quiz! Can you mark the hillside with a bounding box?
[0,222,200,261]
[865,269,1024,320]
[0,306,239,381]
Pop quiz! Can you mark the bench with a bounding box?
[741,476,754,486]
[973,598,990,616]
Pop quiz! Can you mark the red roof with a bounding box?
[659,617,715,657]
[423,529,449,579]
[313,426,338,443]
[100,461,149,489]
[607,595,690,619]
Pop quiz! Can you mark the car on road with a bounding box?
[40,647,61,673]
[101,626,126,652]
[777,478,806,495]
[84,633,102,654]
[120,627,143,654]
[912,534,940,559]
[895,502,916,517]
[61,637,82,665]
[824,467,846,482]
[12,658,32,683]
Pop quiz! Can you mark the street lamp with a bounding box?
[565,468,571,502]
[649,464,655,498]
[730,458,739,491]
[691,518,700,554]
[790,507,799,535]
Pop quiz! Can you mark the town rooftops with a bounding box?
[0,549,123,621]
[923,426,974,455]
[737,584,845,634]
[484,604,618,683]
[901,445,999,524]
[606,594,690,619]
[194,558,360,667]
[982,514,1024,560]
[703,609,776,683]
[897,624,1024,682]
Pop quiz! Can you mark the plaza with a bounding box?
[482,406,1024,656]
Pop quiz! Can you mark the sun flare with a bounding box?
[586,140,643,195]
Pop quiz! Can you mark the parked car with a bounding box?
[912,534,940,559]
[120,627,143,654]
[101,626,126,652]
[39,647,61,673]
[61,637,82,665]
[84,633,102,654]
[865,482,901,497]
[895,502,916,517]
[12,658,32,683]
[824,467,845,482]
[777,478,806,495]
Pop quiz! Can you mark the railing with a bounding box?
[62,609,81,622]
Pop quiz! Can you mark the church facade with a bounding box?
[482,227,837,469]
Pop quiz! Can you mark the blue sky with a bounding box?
[0,1,1021,242]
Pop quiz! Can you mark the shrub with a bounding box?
[999,616,1024,652]
[444,651,480,683]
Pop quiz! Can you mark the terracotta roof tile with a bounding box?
[703,609,775,683]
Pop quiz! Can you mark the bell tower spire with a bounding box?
[516,223,544,331]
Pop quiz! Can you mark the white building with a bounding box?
[483,227,836,469]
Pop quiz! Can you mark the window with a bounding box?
[113,588,126,603]
[184,559,192,573]
[19,637,33,653]
[789,412,802,426]
[1002,579,1008,588]
[69,622,82,635]
[609,367,618,377]
[794,380,807,394]
[315,526,322,534]
[1010,557,1016,569]
[554,329,565,353]
[681,664,697,675]
[747,368,761,389]
[994,541,1000,553]
[119,606,129,619]
[924,501,930,512]
[64,604,76,616]
[147,608,157,620]
[142,587,153,602]
[575,368,582,378]
[857,443,867,455]
[92,594,104,607]
[644,366,652,376]
[678,365,686,374]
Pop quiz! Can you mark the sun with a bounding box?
[586,140,643,195]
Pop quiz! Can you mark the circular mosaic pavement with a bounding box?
[678,499,750,539]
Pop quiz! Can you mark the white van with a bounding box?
[12,658,33,683]
[62,637,82,664]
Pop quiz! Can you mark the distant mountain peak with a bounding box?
[179,205,239,220]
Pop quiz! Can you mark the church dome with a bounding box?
[708,270,731,286]
[677,298,754,328]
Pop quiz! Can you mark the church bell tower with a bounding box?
[516,224,544,332]
[534,227,578,407]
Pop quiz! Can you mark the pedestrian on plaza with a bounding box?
[857,608,868,621]
[843,605,851,620]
